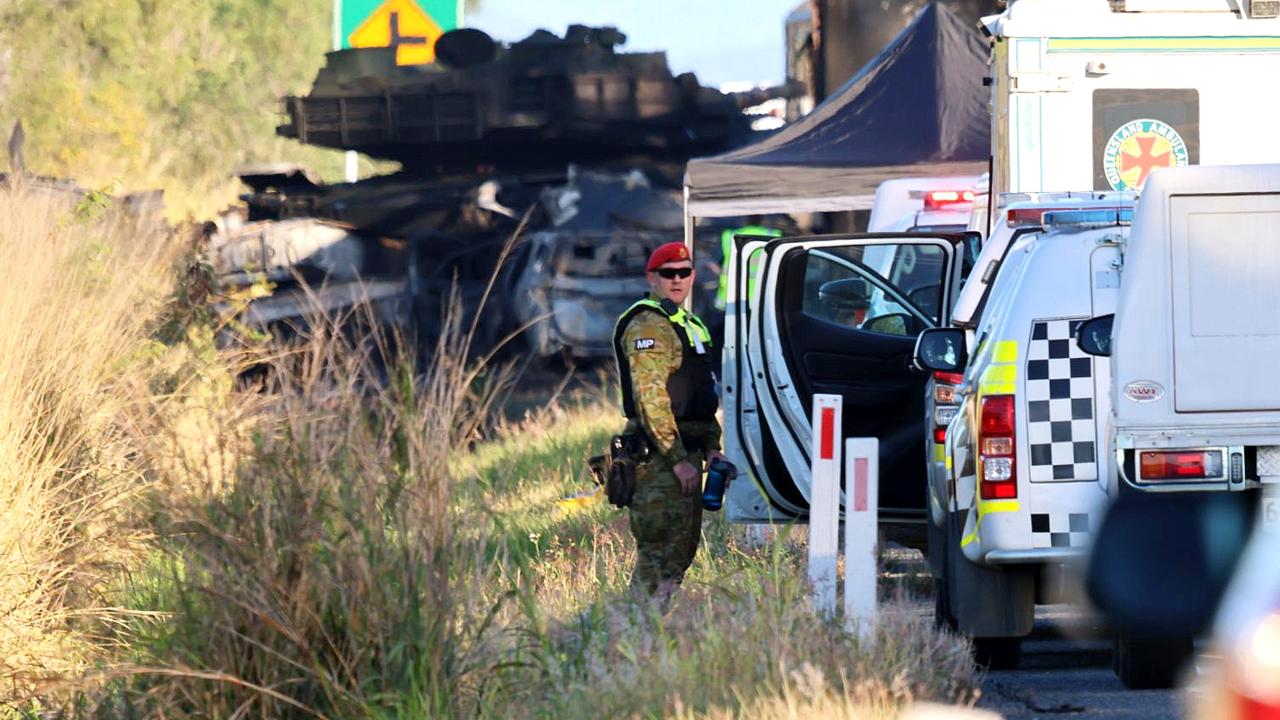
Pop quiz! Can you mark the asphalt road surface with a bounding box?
[879,547,1187,719]
[975,607,1185,719]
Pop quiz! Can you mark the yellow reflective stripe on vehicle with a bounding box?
[960,499,1021,548]
[945,453,953,471]
[977,499,1020,517]
[1048,36,1280,53]
[978,363,1017,395]
[994,340,1018,364]
[933,443,946,463]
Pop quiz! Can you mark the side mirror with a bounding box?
[1076,314,1114,357]
[818,278,870,311]
[1088,491,1252,637]
[913,327,968,373]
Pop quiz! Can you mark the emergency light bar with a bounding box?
[1041,208,1134,228]
[1008,205,1134,228]
[922,190,976,210]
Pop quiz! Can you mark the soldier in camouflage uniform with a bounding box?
[613,241,731,599]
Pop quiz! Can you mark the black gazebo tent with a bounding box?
[683,2,990,236]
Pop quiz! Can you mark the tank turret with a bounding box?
[277,25,795,174]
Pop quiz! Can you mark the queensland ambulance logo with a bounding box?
[1103,119,1190,191]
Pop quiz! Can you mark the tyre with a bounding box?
[928,519,957,631]
[973,636,1022,670]
[933,577,957,631]
[1113,632,1193,689]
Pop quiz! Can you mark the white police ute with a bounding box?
[914,206,1132,669]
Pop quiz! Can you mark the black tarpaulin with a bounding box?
[684,2,989,216]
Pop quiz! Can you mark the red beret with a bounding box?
[646,241,692,271]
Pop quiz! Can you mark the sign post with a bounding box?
[340,0,460,64]
[807,394,842,615]
[333,0,462,181]
[844,437,879,639]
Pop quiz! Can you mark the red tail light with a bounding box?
[932,372,964,446]
[979,395,1016,499]
[1239,694,1280,720]
[980,395,1015,435]
[1139,450,1224,481]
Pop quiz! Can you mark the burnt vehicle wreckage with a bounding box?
[212,25,797,360]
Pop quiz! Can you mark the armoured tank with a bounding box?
[277,25,794,173]
[219,26,793,361]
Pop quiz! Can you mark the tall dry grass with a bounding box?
[0,190,182,700]
[1,193,980,718]
[68,300,519,719]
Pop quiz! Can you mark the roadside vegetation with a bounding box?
[0,0,360,219]
[2,191,980,718]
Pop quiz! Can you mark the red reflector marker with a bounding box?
[854,457,869,512]
[982,481,1018,500]
[820,407,835,460]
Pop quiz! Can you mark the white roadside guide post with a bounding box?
[844,436,879,639]
[806,393,879,639]
[807,394,842,614]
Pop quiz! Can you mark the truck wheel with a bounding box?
[973,637,1022,670]
[933,577,957,631]
[1113,632,1192,689]
[928,518,956,630]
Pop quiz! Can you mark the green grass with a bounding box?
[0,0,361,219]
[6,292,977,719]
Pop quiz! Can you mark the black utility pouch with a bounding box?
[606,455,637,508]
[603,433,650,508]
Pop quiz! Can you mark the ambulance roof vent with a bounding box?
[1108,0,1238,11]
[1249,0,1280,17]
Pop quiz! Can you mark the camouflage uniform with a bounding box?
[615,298,721,595]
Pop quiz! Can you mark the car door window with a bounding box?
[801,245,943,336]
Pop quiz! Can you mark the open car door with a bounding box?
[722,233,966,524]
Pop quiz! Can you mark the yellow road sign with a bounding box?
[348,0,444,66]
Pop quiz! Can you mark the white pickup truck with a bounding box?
[1076,163,1280,687]
[1079,164,1280,492]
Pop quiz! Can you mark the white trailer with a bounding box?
[987,0,1280,207]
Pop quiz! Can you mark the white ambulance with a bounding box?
[913,207,1132,669]
[986,0,1280,212]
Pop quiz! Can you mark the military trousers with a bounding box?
[628,452,704,595]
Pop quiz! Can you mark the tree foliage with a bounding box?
[0,0,352,217]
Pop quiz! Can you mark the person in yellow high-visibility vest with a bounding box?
[715,218,781,311]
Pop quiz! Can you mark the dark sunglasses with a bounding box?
[655,267,693,279]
